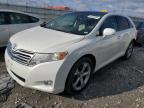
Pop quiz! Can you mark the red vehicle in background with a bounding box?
[48,6,71,11]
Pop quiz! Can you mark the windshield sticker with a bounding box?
[84,31,88,34]
[78,24,86,31]
[87,15,101,19]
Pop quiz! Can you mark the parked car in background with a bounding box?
[135,22,144,45]
[0,9,43,47]
[5,12,137,94]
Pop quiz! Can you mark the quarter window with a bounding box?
[30,16,39,23]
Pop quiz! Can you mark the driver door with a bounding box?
[94,16,121,69]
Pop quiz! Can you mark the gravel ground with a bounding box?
[0,46,144,108]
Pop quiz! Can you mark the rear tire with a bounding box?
[65,57,94,95]
[123,41,134,59]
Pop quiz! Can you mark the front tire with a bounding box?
[65,57,94,94]
[123,41,134,59]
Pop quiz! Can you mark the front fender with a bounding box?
[54,44,95,92]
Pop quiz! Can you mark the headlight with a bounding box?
[29,52,68,66]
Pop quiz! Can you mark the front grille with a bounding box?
[7,42,34,66]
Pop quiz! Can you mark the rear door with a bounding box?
[0,12,10,47]
[116,16,133,53]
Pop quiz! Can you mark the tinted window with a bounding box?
[133,21,140,28]
[0,13,5,25]
[99,16,117,35]
[9,13,39,24]
[138,22,144,29]
[0,12,9,25]
[116,16,131,31]
[30,16,39,23]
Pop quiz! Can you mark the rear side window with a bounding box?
[99,16,118,35]
[9,12,39,24]
[116,16,131,31]
[0,12,9,25]
[10,13,29,24]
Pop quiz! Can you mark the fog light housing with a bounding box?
[37,80,53,86]
[44,80,53,85]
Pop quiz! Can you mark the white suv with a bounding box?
[0,9,42,47]
[5,12,137,94]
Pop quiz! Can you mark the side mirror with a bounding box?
[103,28,116,37]
[40,22,47,27]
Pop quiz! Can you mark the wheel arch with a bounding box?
[54,51,97,93]
[64,54,96,86]
[76,54,96,70]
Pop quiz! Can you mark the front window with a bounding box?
[43,12,103,35]
[99,16,118,36]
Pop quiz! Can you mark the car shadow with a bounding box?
[63,47,144,101]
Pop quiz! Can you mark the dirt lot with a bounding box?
[0,46,144,108]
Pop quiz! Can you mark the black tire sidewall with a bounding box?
[124,42,134,59]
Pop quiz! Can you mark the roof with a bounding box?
[68,11,108,16]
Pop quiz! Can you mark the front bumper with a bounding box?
[5,49,65,94]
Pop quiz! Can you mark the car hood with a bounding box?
[10,26,84,53]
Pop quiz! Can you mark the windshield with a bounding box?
[44,12,103,35]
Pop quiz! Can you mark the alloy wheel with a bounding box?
[126,43,134,58]
[72,62,91,91]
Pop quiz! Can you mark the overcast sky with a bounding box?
[0,0,144,17]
